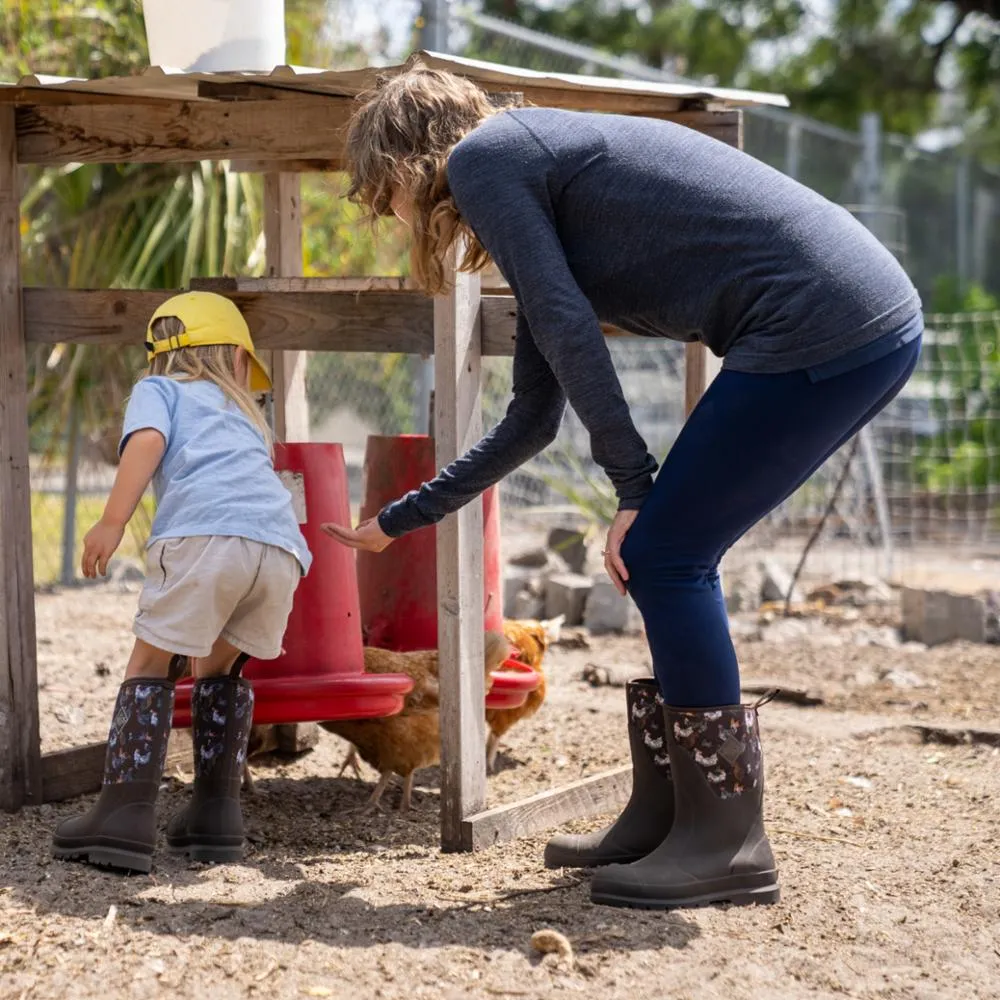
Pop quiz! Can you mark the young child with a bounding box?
[52,291,311,873]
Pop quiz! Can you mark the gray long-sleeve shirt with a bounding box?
[378,108,920,537]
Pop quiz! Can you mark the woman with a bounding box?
[325,68,921,910]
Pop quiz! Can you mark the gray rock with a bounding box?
[902,587,988,646]
[503,567,536,617]
[509,547,550,569]
[583,574,632,634]
[547,526,588,574]
[759,559,804,605]
[512,590,546,620]
[545,573,593,626]
[107,556,146,584]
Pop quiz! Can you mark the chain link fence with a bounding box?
[28,13,1000,591]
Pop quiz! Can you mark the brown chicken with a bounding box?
[485,616,563,773]
[323,630,509,813]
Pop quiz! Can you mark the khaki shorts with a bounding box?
[133,536,300,660]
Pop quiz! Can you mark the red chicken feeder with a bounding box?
[486,658,543,710]
[356,435,528,711]
[172,442,413,728]
[357,434,504,652]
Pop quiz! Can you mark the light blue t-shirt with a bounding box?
[120,377,312,574]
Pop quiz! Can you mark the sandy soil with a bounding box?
[2,584,999,1000]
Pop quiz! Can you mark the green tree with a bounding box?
[475,1,1000,153]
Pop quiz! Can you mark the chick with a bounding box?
[323,630,509,813]
[485,616,563,773]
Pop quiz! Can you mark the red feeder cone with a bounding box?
[356,434,539,711]
[173,443,413,727]
[357,434,503,651]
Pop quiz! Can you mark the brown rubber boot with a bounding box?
[544,678,674,869]
[166,659,254,863]
[590,696,780,909]
[52,678,175,873]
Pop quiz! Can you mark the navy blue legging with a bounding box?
[620,337,922,708]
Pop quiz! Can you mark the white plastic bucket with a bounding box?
[143,0,286,72]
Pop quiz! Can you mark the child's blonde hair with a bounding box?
[146,315,272,449]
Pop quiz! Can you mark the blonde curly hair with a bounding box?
[346,65,516,295]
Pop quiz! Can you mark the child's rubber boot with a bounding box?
[166,657,254,863]
[52,678,175,874]
[544,678,674,868]
[590,696,780,909]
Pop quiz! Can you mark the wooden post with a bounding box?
[0,106,41,811]
[263,172,309,442]
[434,241,486,851]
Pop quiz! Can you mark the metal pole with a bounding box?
[855,112,895,576]
[60,395,81,586]
[784,121,801,180]
[414,0,449,434]
[859,112,882,242]
[956,156,971,295]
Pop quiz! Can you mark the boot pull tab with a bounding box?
[230,652,252,679]
[751,688,780,711]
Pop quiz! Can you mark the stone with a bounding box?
[723,563,764,614]
[902,587,988,646]
[512,590,546,620]
[503,567,536,617]
[509,547,549,569]
[759,559,804,605]
[583,574,632,634]
[544,573,593,626]
[107,556,145,584]
[547,526,588,574]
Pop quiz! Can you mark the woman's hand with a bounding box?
[604,509,638,596]
[321,517,394,553]
[82,518,126,578]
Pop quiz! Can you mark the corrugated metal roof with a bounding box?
[0,50,789,110]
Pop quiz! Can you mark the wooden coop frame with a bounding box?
[0,52,787,850]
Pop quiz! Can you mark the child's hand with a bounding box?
[82,519,126,578]
[321,517,393,553]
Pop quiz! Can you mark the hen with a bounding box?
[485,616,563,773]
[323,630,509,813]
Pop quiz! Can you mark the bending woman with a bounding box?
[326,68,922,910]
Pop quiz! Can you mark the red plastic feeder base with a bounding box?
[172,673,412,728]
[486,659,542,710]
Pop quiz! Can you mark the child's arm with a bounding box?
[82,429,166,578]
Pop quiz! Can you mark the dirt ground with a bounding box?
[2,583,999,1000]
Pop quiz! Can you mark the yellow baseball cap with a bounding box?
[145,291,272,393]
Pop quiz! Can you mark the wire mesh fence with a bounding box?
[26,13,1000,592]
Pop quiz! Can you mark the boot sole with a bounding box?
[167,841,245,863]
[592,882,780,910]
[52,844,152,874]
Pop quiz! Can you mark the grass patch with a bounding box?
[31,493,153,586]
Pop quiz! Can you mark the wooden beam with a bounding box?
[634,110,741,147]
[23,288,522,356]
[461,766,631,852]
[229,158,344,175]
[435,241,487,852]
[263,172,309,442]
[15,96,355,165]
[190,274,513,293]
[41,731,193,804]
[0,106,41,813]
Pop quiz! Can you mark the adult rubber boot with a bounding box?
[590,695,780,909]
[544,678,674,869]
[166,656,254,863]
[52,678,175,873]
